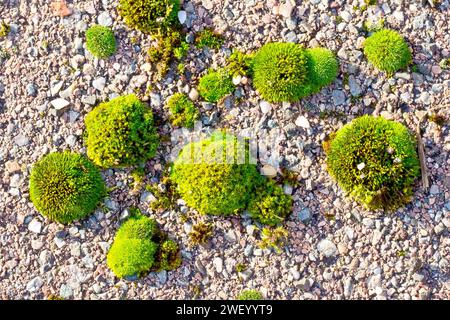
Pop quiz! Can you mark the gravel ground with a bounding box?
[0,0,449,300]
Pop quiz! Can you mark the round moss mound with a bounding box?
[197,68,234,103]
[247,180,293,226]
[325,115,420,210]
[107,238,158,278]
[166,93,199,128]
[171,132,263,216]
[118,0,179,33]
[237,290,263,300]
[85,25,117,59]
[306,47,339,93]
[107,214,181,278]
[29,152,105,224]
[84,94,159,168]
[363,29,412,73]
[251,42,310,102]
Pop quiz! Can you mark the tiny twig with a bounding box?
[415,115,429,191]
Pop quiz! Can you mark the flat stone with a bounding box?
[28,219,42,234]
[5,161,21,173]
[260,164,277,178]
[429,184,439,195]
[298,208,312,223]
[81,95,97,105]
[332,90,346,105]
[279,1,293,18]
[295,115,310,128]
[260,100,272,114]
[213,257,223,273]
[178,11,187,24]
[26,276,43,293]
[93,77,106,91]
[51,98,70,111]
[14,134,29,147]
[50,81,64,96]
[60,284,73,299]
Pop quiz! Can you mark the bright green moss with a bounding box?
[195,29,224,50]
[107,213,181,278]
[237,290,263,300]
[363,29,412,73]
[85,25,117,59]
[84,94,159,168]
[118,0,179,33]
[226,50,253,77]
[325,115,420,210]
[306,47,339,93]
[107,238,158,278]
[198,68,234,103]
[166,93,199,128]
[171,132,262,216]
[29,152,105,224]
[115,214,160,241]
[247,180,293,226]
[251,42,310,102]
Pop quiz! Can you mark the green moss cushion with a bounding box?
[306,47,339,93]
[84,94,159,168]
[85,25,117,59]
[118,0,179,33]
[29,152,105,224]
[251,42,310,102]
[166,93,199,128]
[325,115,420,210]
[107,238,158,278]
[247,180,293,226]
[363,29,412,73]
[171,132,262,216]
[198,68,234,103]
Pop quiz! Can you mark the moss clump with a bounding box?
[198,68,234,103]
[148,30,189,81]
[29,152,105,224]
[171,132,262,216]
[252,42,309,102]
[189,221,214,246]
[166,93,199,128]
[85,25,117,59]
[155,239,182,271]
[306,47,339,93]
[247,180,292,226]
[226,50,253,77]
[0,21,10,38]
[84,94,159,168]
[107,214,180,278]
[257,226,289,253]
[251,42,339,102]
[237,290,263,300]
[363,29,412,73]
[325,115,420,210]
[118,0,179,33]
[195,29,224,50]
[107,238,158,278]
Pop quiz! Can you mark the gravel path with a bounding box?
[0,0,449,300]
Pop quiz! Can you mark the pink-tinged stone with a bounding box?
[431,65,442,75]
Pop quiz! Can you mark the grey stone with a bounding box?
[349,75,362,96]
[26,276,43,292]
[298,208,312,223]
[332,90,346,105]
[60,284,73,298]
[26,83,37,96]
[51,98,70,111]
[157,270,167,284]
[14,134,30,147]
[317,239,338,258]
[429,184,439,195]
[285,31,297,43]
